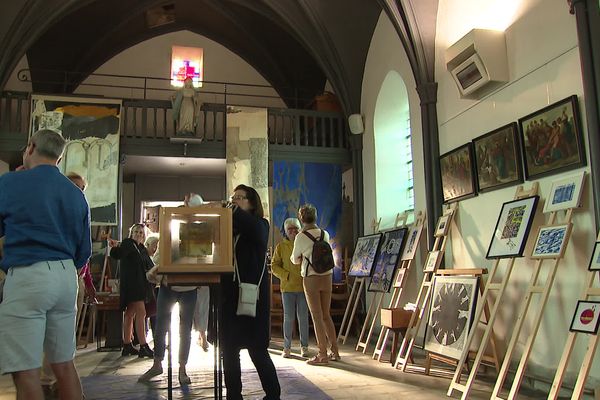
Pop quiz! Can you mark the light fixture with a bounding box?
[169,136,203,156]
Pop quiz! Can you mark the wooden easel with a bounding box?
[447,183,539,399]
[394,203,457,371]
[549,231,600,399]
[338,218,380,344]
[372,211,426,361]
[491,208,576,399]
[356,212,410,353]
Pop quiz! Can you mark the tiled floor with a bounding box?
[0,332,548,399]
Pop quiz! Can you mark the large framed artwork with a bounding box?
[30,94,122,225]
[530,223,572,259]
[472,122,523,193]
[348,233,383,277]
[518,95,586,180]
[570,300,600,334]
[543,171,586,213]
[424,275,479,359]
[486,195,540,259]
[401,224,424,261]
[440,143,477,203]
[368,228,408,293]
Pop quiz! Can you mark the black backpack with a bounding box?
[304,230,335,273]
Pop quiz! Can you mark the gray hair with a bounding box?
[284,218,301,230]
[30,129,66,160]
[145,235,159,247]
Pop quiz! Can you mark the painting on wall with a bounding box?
[424,275,479,360]
[368,228,408,293]
[401,224,423,261]
[543,171,586,213]
[570,300,600,334]
[30,95,121,225]
[348,233,382,277]
[272,160,343,281]
[530,223,572,259]
[440,143,477,203]
[486,195,539,259]
[518,95,586,180]
[472,122,523,193]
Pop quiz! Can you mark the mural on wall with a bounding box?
[226,107,269,218]
[30,95,121,225]
[272,161,343,282]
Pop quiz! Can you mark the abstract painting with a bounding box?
[531,223,572,259]
[486,195,539,259]
[368,228,408,292]
[543,171,586,213]
[348,233,382,277]
[440,143,477,203]
[30,95,121,225]
[570,300,600,334]
[424,275,479,359]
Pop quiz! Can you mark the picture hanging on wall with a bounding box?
[348,233,383,277]
[530,223,572,259]
[543,171,586,213]
[518,95,586,180]
[486,195,540,259]
[588,242,600,271]
[472,122,523,193]
[368,228,408,293]
[30,94,122,225]
[423,250,443,273]
[440,143,477,203]
[570,300,600,334]
[424,275,479,359]
[401,224,424,261]
[434,213,452,237]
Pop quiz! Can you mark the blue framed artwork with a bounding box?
[348,233,382,277]
[543,171,586,213]
[368,228,408,293]
[531,223,572,259]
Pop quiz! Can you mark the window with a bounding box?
[171,46,204,88]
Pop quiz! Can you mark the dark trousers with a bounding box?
[222,345,280,400]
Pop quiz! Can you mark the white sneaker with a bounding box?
[301,346,309,357]
[282,348,291,358]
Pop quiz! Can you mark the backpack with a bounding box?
[304,230,335,273]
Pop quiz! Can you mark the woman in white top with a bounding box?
[290,204,340,365]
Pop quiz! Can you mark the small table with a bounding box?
[380,308,413,365]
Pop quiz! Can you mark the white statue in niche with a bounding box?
[171,77,198,134]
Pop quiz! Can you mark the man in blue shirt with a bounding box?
[0,129,91,400]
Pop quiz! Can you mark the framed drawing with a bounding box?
[472,122,523,193]
[543,171,586,213]
[440,143,477,203]
[531,223,572,259]
[569,300,600,334]
[423,250,443,273]
[588,242,600,271]
[368,228,408,292]
[424,275,479,359]
[518,95,586,180]
[30,94,122,225]
[486,195,540,259]
[348,233,383,277]
[401,224,424,261]
[434,214,452,237]
[393,268,406,288]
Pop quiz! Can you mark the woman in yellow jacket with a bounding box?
[271,218,310,358]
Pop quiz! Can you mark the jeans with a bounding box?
[153,286,197,363]
[281,292,309,349]
[223,345,280,400]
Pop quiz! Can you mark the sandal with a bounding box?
[328,352,341,361]
[306,355,329,365]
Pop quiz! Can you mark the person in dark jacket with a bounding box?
[108,223,154,358]
[221,184,280,400]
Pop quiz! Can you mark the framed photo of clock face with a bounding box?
[348,233,383,277]
[368,228,408,293]
[424,275,479,360]
[570,300,600,334]
[588,242,600,271]
[530,223,572,259]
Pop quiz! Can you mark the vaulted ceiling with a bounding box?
[0,0,438,115]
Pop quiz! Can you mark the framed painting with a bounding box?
[486,195,540,259]
[588,242,600,271]
[424,275,479,359]
[30,94,122,225]
[348,233,383,277]
[434,214,452,237]
[530,223,572,259]
[423,250,443,273]
[518,95,586,180]
[543,171,586,213]
[393,268,406,288]
[440,143,477,203]
[472,122,523,193]
[401,224,424,261]
[570,300,600,334]
[368,228,408,293]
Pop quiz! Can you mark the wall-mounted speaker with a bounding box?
[348,113,364,135]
